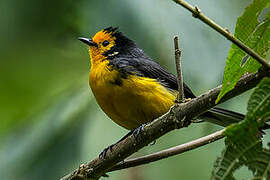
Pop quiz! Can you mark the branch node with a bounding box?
[174,116,190,129]
[225,27,231,34]
[79,163,88,169]
[171,105,190,129]
[76,164,91,179]
[192,5,201,18]
[174,36,185,103]
[87,168,94,173]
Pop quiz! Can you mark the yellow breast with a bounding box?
[89,60,177,130]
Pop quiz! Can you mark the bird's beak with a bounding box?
[78,37,98,47]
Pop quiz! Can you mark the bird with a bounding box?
[78,27,245,131]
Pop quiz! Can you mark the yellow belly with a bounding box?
[89,61,177,130]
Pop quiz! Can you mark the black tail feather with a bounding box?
[201,107,270,131]
[201,107,245,127]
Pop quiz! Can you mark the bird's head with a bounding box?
[79,27,136,65]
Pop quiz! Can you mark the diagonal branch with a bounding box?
[172,0,270,70]
[108,129,225,172]
[60,69,268,180]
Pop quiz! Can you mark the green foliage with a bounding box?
[246,78,270,124]
[213,1,270,177]
[212,77,270,180]
[216,0,270,103]
[212,126,270,180]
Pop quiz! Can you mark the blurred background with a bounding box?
[0,0,262,179]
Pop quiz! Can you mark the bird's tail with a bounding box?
[201,107,270,130]
[201,107,245,127]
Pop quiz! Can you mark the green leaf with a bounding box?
[216,0,270,103]
[212,125,270,180]
[212,77,270,180]
[212,125,261,180]
[246,77,270,125]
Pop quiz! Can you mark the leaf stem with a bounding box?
[172,0,270,70]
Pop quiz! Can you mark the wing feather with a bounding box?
[108,52,196,98]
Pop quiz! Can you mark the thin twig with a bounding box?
[60,70,267,180]
[174,36,185,102]
[108,129,225,172]
[172,0,270,70]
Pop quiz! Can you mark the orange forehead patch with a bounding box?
[92,30,116,44]
[88,29,117,65]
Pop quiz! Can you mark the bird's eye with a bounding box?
[102,40,109,47]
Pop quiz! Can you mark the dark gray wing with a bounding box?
[108,54,196,98]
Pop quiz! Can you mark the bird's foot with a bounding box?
[133,124,157,145]
[99,123,150,159]
[99,144,114,159]
[99,129,136,159]
[132,123,147,140]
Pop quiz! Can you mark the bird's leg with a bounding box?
[132,122,156,145]
[99,123,150,159]
[99,145,114,159]
[99,129,137,159]
[132,123,147,138]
